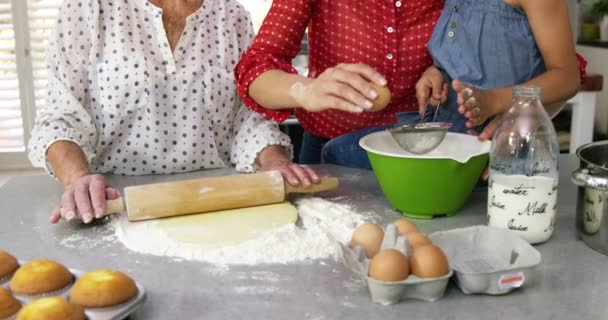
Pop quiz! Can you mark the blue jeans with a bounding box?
[298,131,328,165]
[299,112,442,170]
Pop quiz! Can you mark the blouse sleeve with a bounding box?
[230,102,293,173]
[231,9,293,172]
[27,0,99,175]
[234,0,314,123]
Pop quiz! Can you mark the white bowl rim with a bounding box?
[359,130,491,164]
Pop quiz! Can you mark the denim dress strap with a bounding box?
[426,0,546,134]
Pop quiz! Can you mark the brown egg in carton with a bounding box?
[342,223,452,305]
[0,256,146,320]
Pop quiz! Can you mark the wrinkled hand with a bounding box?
[415,66,448,116]
[50,174,120,224]
[290,63,387,113]
[261,159,320,187]
[453,80,499,129]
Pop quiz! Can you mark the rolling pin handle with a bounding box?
[285,177,340,194]
[105,197,126,214]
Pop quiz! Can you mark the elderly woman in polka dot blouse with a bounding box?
[28,0,319,224]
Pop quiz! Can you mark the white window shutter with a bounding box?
[0,0,59,159]
[0,0,23,152]
[27,0,61,116]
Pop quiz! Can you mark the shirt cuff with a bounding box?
[28,128,95,177]
[234,129,293,173]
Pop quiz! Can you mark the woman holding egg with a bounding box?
[235,0,445,169]
[236,0,586,171]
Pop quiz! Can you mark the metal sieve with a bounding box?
[388,103,451,154]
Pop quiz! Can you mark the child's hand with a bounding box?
[415,66,448,116]
[453,80,501,129]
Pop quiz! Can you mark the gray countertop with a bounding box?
[1,155,607,319]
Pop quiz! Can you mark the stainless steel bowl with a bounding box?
[571,140,608,256]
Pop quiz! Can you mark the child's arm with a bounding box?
[456,0,580,139]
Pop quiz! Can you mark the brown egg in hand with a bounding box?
[410,244,449,278]
[369,249,409,281]
[394,218,418,236]
[406,232,432,249]
[350,223,384,258]
[367,83,391,112]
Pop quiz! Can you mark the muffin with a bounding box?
[0,287,21,319]
[0,250,19,279]
[69,269,137,307]
[10,260,73,295]
[16,297,84,320]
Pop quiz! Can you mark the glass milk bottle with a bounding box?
[487,86,559,244]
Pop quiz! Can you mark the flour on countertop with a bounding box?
[60,232,117,250]
[112,198,370,266]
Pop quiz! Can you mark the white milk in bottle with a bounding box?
[487,86,559,244]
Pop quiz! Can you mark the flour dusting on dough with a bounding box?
[112,198,369,266]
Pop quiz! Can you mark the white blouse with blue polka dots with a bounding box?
[28,0,291,175]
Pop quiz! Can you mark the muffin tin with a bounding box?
[342,223,452,305]
[1,260,146,320]
[429,225,541,295]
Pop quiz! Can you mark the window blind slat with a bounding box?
[0,0,60,153]
[28,0,59,118]
[0,0,21,151]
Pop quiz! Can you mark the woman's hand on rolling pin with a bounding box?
[290,63,387,113]
[415,66,448,116]
[263,160,321,187]
[49,174,120,224]
[257,145,320,187]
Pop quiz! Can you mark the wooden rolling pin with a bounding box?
[64,171,339,221]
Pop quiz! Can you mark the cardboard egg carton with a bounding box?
[342,223,452,305]
[428,225,541,295]
[1,260,146,320]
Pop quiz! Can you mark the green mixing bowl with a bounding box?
[360,131,490,219]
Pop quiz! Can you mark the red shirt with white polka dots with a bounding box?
[236,0,444,140]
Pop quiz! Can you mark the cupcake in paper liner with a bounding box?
[9,260,74,301]
[0,287,22,319]
[16,296,84,320]
[69,269,138,308]
[0,251,19,285]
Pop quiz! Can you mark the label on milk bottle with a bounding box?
[487,174,558,244]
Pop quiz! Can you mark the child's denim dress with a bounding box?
[320,0,546,169]
[427,0,546,133]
